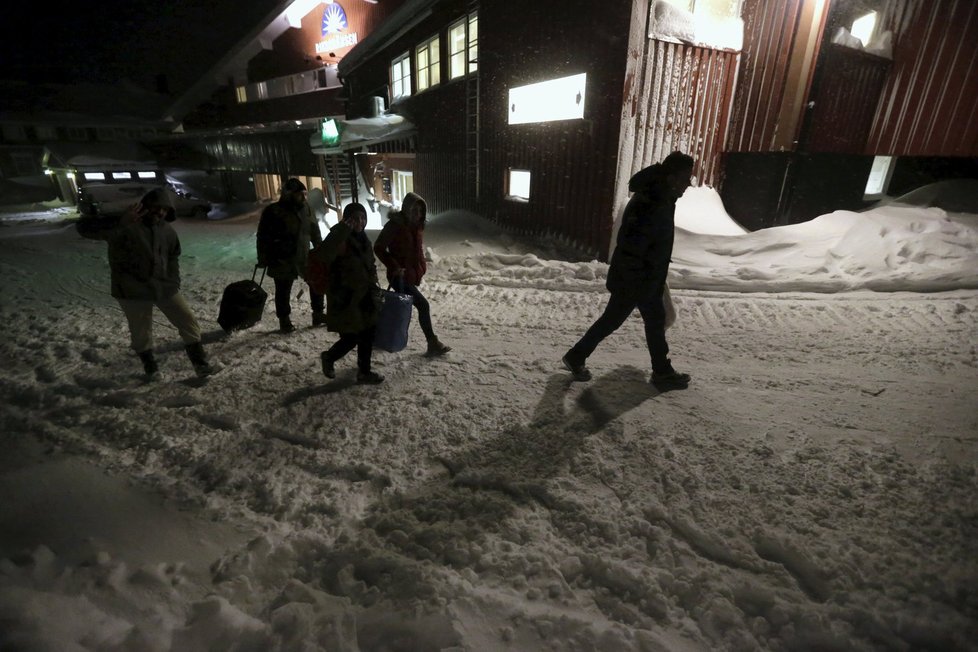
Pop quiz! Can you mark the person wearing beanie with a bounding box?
[373,192,451,357]
[256,178,325,333]
[318,202,384,384]
[108,188,219,380]
[562,151,694,391]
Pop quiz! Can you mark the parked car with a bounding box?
[77,182,212,219]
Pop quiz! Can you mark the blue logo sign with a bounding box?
[321,3,349,36]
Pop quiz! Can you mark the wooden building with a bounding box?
[338,0,977,258]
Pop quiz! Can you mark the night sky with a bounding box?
[0,0,279,95]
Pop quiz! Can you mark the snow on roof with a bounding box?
[43,142,158,170]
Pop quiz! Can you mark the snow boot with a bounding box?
[562,351,592,382]
[651,361,690,391]
[312,311,328,327]
[186,342,220,377]
[279,318,296,333]
[320,351,336,379]
[425,338,452,357]
[356,370,385,385]
[138,349,162,381]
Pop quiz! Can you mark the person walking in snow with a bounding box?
[373,192,451,356]
[108,188,218,380]
[562,151,694,391]
[256,178,324,333]
[318,203,384,384]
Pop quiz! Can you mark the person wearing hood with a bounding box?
[108,188,218,380]
[318,203,384,384]
[373,192,451,357]
[562,151,694,391]
[256,178,324,333]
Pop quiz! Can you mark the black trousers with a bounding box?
[324,326,376,373]
[568,290,670,373]
[274,277,324,319]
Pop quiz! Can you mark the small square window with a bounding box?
[506,168,531,201]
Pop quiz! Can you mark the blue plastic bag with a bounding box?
[373,287,414,352]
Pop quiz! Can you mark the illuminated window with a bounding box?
[416,35,440,92]
[112,172,132,180]
[662,0,743,19]
[391,52,412,100]
[392,170,414,205]
[508,73,587,125]
[468,13,478,73]
[506,169,531,201]
[449,19,466,79]
[137,171,157,179]
[84,172,106,181]
[851,12,877,47]
[864,156,894,198]
[235,86,247,103]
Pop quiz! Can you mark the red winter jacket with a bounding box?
[373,192,427,286]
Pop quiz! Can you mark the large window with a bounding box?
[508,73,587,125]
[448,13,478,79]
[506,169,531,201]
[391,52,412,100]
[415,35,441,92]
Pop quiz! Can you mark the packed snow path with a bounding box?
[2,224,976,650]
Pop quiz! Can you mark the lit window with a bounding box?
[508,73,587,125]
[392,170,414,205]
[112,172,132,180]
[235,86,247,103]
[84,172,106,181]
[506,169,531,201]
[137,171,157,179]
[416,35,440,92]
[468,13,478,73]
[864,156,894,198]
[449,19,467,79]
[662,0,743,20]
[851,11,877,47]
[391,52,412,100]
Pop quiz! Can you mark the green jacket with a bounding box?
[319,222,380,334]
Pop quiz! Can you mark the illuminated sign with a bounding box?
[317,2,358,55]
[320,118,341,146]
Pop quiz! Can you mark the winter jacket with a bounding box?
[319,222,380,334]
[256,198,322,280]
[605,168,677,302]
[373,192,427,286]
[107,189,182,301]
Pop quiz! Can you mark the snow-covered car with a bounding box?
[77,182,212,219]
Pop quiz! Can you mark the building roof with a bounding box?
[338,0,440,77]
[42,142,159,170]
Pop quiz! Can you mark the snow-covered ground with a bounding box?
[0,187,976,652]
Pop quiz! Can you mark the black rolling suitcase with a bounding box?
[218,266,268,333]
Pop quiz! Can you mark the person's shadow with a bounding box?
[315,366,656,604]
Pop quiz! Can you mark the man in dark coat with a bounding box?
[562,152,694,391]
[256,178,324,333]
[108,188,218,379]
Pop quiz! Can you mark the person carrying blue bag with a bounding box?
[373,192,451,357]
[318,203,384,384]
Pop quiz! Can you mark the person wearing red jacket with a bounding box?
[373,192,451,356]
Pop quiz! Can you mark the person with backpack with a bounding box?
[318,203,384,384]
[256,178,324,333]
[562,152,694,391]
[108,188,219,380]
[373,192,451,357]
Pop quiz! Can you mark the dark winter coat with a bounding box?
[374,192,427,286]
[319,222,380,334]
[256,198,322,280]
[107,189,181,301]
[605,168,677,302]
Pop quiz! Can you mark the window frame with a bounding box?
[505,168,531,202]
[390,51,412,101]
[415,34,441,92]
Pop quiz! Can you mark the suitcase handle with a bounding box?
[252,265,266,286]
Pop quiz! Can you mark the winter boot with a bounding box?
[185,342,220,377]
[356,370,385,385]
[425,338,452,357]
[651,360,690,391]
[312,311,328,327]
[279,318,296,333]
[138,349,161,381]
[562,351,592,382]
[320,351,336,379]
